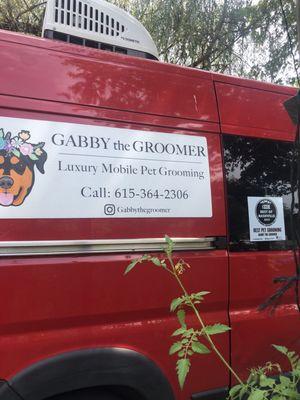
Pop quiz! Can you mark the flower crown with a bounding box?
[0,128,45,161]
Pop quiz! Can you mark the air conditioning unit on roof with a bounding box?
[42,0,159,60]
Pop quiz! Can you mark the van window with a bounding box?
[223,134,299,251]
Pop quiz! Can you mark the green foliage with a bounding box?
[0,0,45,35]
[229,346,300,400]
[170,291,210,312]
[164,234,174,256]
[273,345,300,372]
[176,358,191,390]
[191,341,210,354]
[169,312,213,387]
[202,323,231,335]
[125,236,300,397]
[169,341,183,355]
[1,0,298,84]
[111,0,298,84]
[124,254,152,274]
[125,235,231,389]
[176,309,186,328]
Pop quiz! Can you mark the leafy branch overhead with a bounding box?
[1,0,298,85]
[0,0,46,35]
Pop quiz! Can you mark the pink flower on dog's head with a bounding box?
[20,143,33,156]
[0,128,45,162]
[19,130,31,141]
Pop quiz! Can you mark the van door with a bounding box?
[215,79,300,380]
[223,133,300,379]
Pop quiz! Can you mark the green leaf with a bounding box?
[194,291,210,298]
[280,388,299,398]
[291,392,300,399]
[202,324,231,335]
[172,327,186,337]
[177,309,186,328]
[124,259,140,275]
[292,368,300,378]
[29,153,39,161]
[259,375,274,388]
[279,375,291,387]
[273,345,300,370]
[169,342,182,355]
[290,354,299,367]
[273,345,288,355]
[191,341,210,354]
[247,389,265,400]
[239,385,249,400]
[12,149,20,157]
[176,358,191,389]
[151,257,162,266]
[183,328,195,337]
[165,235,173,246]
[247,372,256,384]
[164,235,174,255]
[229,384,242,398]
[190,291,210,305]
[124,255,151,274]
[288,353,300,370]
[170,297,184,312]
[0,128,4,138]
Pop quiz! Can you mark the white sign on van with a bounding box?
[0,116,212,219]
[247,197,286,241]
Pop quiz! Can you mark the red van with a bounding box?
[0,5,299,400]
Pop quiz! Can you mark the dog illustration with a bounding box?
[0,129,47,207]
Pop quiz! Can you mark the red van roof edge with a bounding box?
[212,71,297,96]
[1,29,298,96]
[0,29,215,81]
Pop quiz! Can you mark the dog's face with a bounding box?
[0,130,47,207]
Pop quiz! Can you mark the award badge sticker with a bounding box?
[247,197,286,242]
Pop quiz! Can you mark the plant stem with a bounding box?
[168,254,244,386]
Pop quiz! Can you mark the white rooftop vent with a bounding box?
[42,0,159,60]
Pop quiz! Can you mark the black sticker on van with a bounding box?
[255,199,277,226]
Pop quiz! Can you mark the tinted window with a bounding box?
[223,134,298,251]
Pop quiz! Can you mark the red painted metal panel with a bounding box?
[213,72,296,95]
[5,27,300,400]
[0,30,229,399]
[0,94,220,134]
[217,77,300,384]
[0,29,211,81]
[0,250,229,399]
[0,31,218,123]
[215,81,296,141]
[229,251,300,381]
